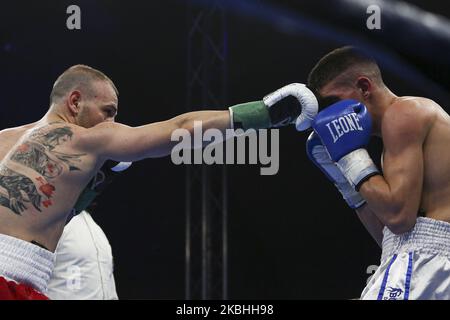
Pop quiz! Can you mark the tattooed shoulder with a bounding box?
[0,123,86,215]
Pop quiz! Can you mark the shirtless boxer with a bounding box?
[306,46,450,299]
[0,65,318,299]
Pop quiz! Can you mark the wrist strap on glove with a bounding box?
[337,149,380,191]
[229,101,271,130]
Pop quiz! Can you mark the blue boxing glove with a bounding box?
[312,99,380,191]
[306,132,365,209]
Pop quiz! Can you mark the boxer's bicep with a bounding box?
[364,101,430,232]
[381,138,424,226]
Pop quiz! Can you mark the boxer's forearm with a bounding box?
[355,203,384,247]
[132,110,232,159]
[359,175,418,234]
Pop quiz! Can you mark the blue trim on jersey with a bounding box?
[377,254,398,300]
[404,252,413,300]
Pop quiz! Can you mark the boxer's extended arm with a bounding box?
[80,83,318,162]
[80,110,231,161]
[359,100,432,234]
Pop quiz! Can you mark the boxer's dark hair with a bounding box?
[50,65,118,104]
[307,46,384,106]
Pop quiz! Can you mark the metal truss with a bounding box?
[185,0,228,300]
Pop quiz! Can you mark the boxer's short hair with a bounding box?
[50,65,118,104]
[307,46,384,99]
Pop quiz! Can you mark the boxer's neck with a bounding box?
[368,86,398,137]
[42,105,76,125]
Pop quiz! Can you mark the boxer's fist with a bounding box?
[229,83,318,131]
[312,100,379,190]
[312,99,371,161]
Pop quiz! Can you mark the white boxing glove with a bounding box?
[229,83,318,131]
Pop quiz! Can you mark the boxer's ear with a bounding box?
[356,77,371,99]
[68,90,81,115]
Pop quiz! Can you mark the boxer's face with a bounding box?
[317,76,374,112]
[318,82,365,108]
[77,81,118,128]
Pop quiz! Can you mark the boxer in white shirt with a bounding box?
[47,161,130,300]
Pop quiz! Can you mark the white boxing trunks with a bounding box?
[0,233,55,298]
[361,217,450,300]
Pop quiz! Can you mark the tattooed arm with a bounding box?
[78,111,231,161]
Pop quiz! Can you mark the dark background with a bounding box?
[1,0,449,299]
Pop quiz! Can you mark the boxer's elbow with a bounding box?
[386,219,416,235]
[384,209,417,235]
[362,181,419,234]
[379,197,417,234]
